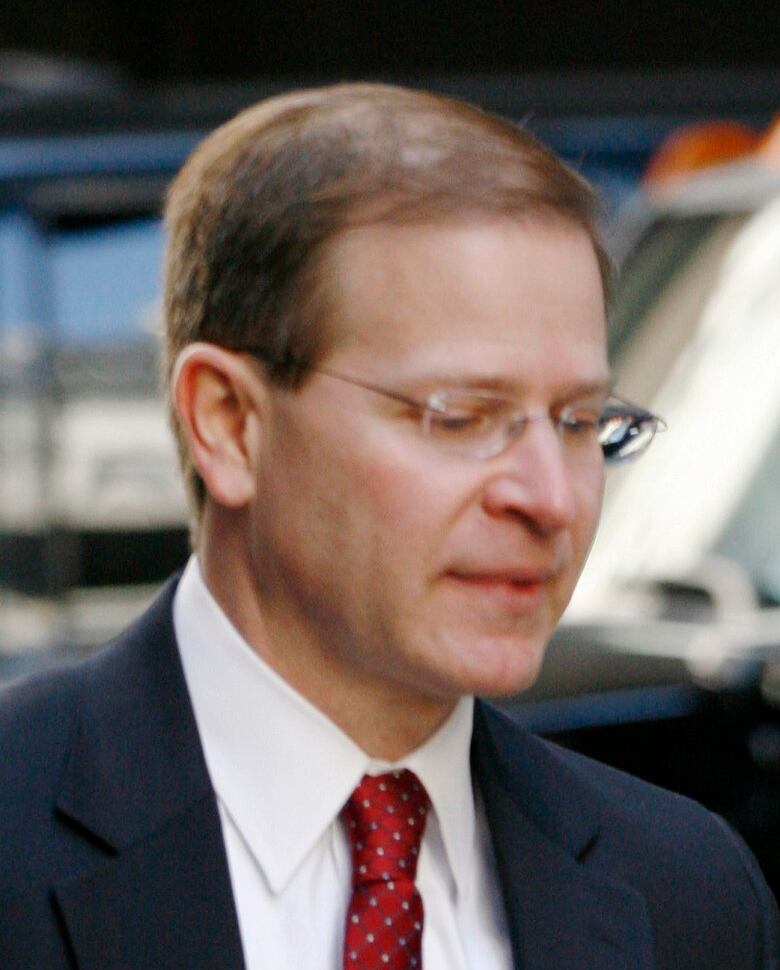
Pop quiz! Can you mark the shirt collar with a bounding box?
[173,556,477,898]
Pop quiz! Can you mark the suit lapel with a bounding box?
[472,702,655,970]
[53,578,245,970]
[48,577,654,970]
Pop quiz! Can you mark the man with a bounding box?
[0,83,777,969]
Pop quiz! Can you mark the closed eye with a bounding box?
[558,404,603,433]
[425,408,492,434]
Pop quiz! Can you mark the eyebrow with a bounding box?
[404,371,615,399]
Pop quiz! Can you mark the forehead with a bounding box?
[318,216,608,390]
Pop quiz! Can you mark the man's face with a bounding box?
[249,216,608,710]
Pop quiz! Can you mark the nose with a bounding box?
[480,418,581,534]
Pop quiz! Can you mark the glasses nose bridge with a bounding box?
[500,410,561,455]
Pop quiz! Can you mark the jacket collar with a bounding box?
[472,701,655,970]
[51,575,652,970]
[53,576,245,970]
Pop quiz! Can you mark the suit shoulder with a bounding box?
[0,662,81,759]
[476,703,780,964]
[477,701,770,888]
[541,733,780,963]
[0,575,180,768]
[0,662,88,887]
[525,723,732,846]
[0,574,179,800]
[0,661,85,807]
[540,731,702,812]
[483,702,714,824]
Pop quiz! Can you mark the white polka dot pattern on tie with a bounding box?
[341,770,431,970]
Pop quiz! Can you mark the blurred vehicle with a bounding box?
[0,219,190,671]
[502,119,780,892]
[0,123,196,669]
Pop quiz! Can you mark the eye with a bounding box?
[422,392,506,439]
[424,407,489,435]
[558,404,602,436]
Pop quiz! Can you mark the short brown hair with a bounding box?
[163,82,609,521]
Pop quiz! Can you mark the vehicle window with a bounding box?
[570,193,780,614]
[610,214,747,404]
[609,214,721,358]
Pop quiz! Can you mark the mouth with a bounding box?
[444,568,557,609]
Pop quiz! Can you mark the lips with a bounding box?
[443,567,558,611]
[446,566,558,586]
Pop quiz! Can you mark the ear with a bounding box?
[172,343,266,509]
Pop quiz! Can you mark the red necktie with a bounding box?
[341,770,431,969]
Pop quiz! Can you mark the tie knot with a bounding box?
[342,770,431,889]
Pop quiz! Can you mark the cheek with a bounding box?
[257,427,354,577]
[574,467,605,556]
[344,461,439,597]
[361,460,433,529]
[265,434,423,583]
[336,453,469,631]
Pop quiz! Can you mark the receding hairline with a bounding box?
[164,95,611,368]
[306,207,607,364]
[165,81,603,225]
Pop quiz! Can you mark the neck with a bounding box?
[198,540,457,761]
[305,673,457,761]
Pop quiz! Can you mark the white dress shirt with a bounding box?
[174,556,514,970]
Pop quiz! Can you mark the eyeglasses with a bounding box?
[246,353,666,464]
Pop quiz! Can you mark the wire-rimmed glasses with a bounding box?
[245,353,666,464]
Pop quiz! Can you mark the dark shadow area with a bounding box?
[1,2,779,81]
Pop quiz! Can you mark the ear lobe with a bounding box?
[173,343,263,509]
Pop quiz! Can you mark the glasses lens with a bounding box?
[423,391,509,457]
[599,402,660,463]
[423,391,663,464]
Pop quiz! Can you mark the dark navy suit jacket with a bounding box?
[1,576,778,969]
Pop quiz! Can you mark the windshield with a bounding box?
[569,190,780,614]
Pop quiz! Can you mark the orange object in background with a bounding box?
[758,116,780,167]
[643,121,760,184]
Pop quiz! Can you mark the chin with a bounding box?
[446,632,550,700]
[473,665,545,700]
